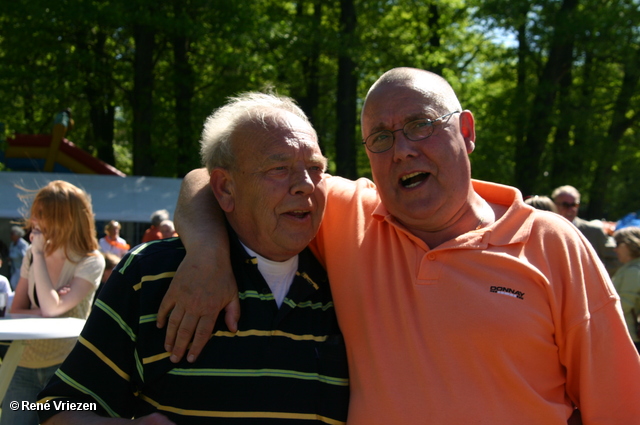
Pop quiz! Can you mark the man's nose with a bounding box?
[392,130,419,160]
[290,169,315,195]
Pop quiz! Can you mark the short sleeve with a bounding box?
[74,251,106,288]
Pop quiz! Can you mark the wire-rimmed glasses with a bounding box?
[362,110,460,153]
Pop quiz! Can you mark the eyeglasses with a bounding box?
[362,111,460,153]
[555,201,580,208]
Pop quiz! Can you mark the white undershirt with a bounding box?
[241,243,298,308]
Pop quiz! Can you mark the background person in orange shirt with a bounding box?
[141,209,170,243]
[98,220,130,258]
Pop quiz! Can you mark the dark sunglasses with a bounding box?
[555,201,580,208]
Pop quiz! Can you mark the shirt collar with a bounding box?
[371,179,536,249]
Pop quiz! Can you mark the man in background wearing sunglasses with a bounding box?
[552,185,619,275]
[162,68,640,424]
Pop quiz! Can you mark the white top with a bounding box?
[241,243,298,308]
[0,275,12,295]
[99,236,129,258]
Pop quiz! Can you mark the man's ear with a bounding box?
[459,110,476,154]
[209,168,235,213]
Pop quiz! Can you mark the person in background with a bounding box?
[159,219,178,239]
[98,220,130,259]
[551,185,619,275]
[0,239,8,280]
[524,195,557,212]
[0,261,12,358]
[3,180,105,425]
[0,255,14,310]
[141,209,170,243]
[612,226,640,353]
[8,225,29,290]
[162,68,640,424]
[37,92,348,425]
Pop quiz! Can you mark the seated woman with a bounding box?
[3,180,105,425]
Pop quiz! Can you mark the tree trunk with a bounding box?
[335,0,358,179]
[586,48,640,219]
[512,6,530,191]
[89,103,116,166]
[548,67,574,189]
[172,1,197,177]
[428,3,443,77]
[514,0,578,195]
[297,0,322,146]
[83,30,116,166]
[132,23,155,176]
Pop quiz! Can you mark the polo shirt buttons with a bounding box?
[427,253,436,261]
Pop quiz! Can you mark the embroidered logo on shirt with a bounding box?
[490,286,525,300]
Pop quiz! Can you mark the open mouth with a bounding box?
[400,172,429,188]
[285,210,311,219]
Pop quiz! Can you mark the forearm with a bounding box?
[9,277,41,315]
[31,252,63,316]
[158,167,240,362]
[175,168,228,254]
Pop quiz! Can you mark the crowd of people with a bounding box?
[0,67,638,425]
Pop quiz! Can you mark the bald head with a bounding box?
[363,68,462,122]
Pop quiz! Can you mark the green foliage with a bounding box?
[0,0,638,218]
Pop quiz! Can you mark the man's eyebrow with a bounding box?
[367,111,438,134]
[310,154,329,169]
[261,153,327,167]
[263,153,292,163]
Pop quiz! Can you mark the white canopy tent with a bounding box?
[0,171,182,222]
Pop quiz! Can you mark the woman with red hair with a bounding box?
[3,180,105,425]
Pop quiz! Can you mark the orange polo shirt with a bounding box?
[311,176,640,424]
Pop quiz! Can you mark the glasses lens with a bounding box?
[404,119,435,141]
[366,131,394,153]
[558,202,578,208]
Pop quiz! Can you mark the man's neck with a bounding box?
[411,195,499,249]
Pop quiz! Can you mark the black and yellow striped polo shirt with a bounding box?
[38,235,349,424]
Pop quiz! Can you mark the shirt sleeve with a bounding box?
[311,175,378,266]
[531,215,640,423]
[74,252,106,288]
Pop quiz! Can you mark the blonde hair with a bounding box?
[104,220,121,233]
[21,180,99,259]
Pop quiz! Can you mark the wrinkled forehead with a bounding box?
[232,111,322,158]
[362,79,457,125]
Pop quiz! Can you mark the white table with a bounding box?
[0,315,86,403]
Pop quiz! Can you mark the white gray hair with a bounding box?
[11,225,25,237]
[200,92,314,171]
[551,185,581,202]
[150,209,170,226]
